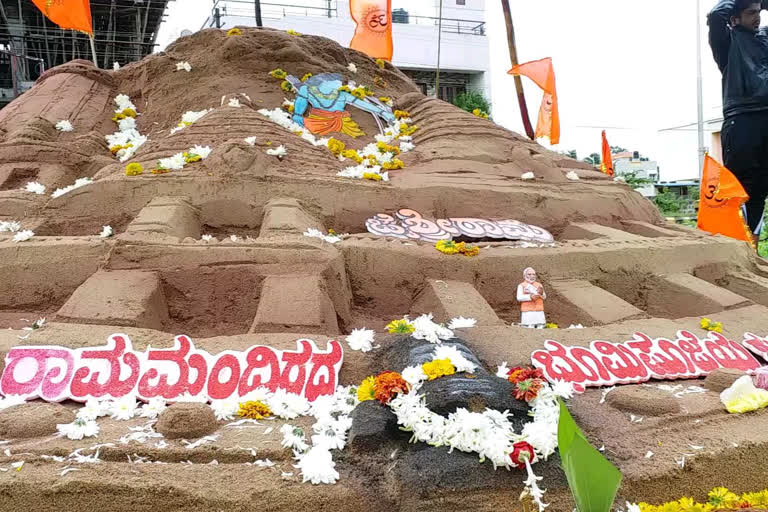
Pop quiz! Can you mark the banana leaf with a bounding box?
[558,399,622,512]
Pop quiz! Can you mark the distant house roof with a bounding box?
[656,181,700,187]
[612,152,633,160]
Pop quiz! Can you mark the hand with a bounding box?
[292,114,305,126]
[531,294,541,301]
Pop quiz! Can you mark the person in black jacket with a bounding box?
[709,0,768,241]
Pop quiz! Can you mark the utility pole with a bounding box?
[435,0,443,99]
[255,0,263,27]
[695,0,706,176]
[501,0,534,140]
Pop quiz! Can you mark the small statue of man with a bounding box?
[517,267,546,328]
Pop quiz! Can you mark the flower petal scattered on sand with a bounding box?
[448,317,476,329]
[99,226,113,238]
[266,145,287,157]
[345,328,375,352]
[496,362,510,379]
[24,182,46,194]
[0,221,21,233]
[347,63,357,73]
[56,120,73,132]
[113,62,120,71]
[228,98,241,108]
[12,230,34,242]
[176,61,192,72]
[201,234,213,241]
[566,171,580,181]
[244,136,257,146]
[57,418,100,440]
[521,172,535,181]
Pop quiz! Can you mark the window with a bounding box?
[456,0,466,4]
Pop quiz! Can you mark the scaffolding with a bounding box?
[0,0,171,106]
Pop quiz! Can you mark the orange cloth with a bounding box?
[508,58,560,145]
[350,0,393,61]
[600,130,614,176]
[520,282,545,312]
[31,0,92,34]
[304,108,364,137]
[697,154,754,247]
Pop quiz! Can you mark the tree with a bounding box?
[619,171,653,190]
[583,153,601,166]
[561,149,578,159]
[610,146,627,154]
[653,191,681,215]
[453,91,491,117]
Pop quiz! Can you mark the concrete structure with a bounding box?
[613,152,659,198]
[203,0,490,104]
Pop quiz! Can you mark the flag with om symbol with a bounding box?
[350,0,393,61]
[697,154,753,247]
[508,57,560,145]
[31,0,93,35]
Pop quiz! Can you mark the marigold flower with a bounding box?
[227,27,243,36]
[373,76,387,88]
[460,244,479,257]
[301,72,312,81]
[357,376,376,402]
[327,138,346,157]
[507,367,543,385]
[342,149,363,163]
[386,318,415,334]
[379,96,391,103]
[400,124,419,136]
[286,29,301,36]
[708,487,739,507]
[435,239,460,255]
[514,378,543,402]
[125,163,143,176]
[237,400,272,419]
[472,108,489,119]
[373,371,409,404]
[122,108,137,118]
[545,323,559,329]
[422,359,456,381]
[338,85,352,93]
[362,172,382,181]
[183,152,202,163]
[281,80,295,93]
[269,68,288,79]
[375,58,386,69]
[351,87,367,100]
[700,317,723,333]
[394,110,410,120]
[150,168,171,175]
[376,141,401,155]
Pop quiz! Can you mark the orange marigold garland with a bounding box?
[507,366,545,402]
[373,371,410,404]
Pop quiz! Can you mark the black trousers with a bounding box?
[722,111,768,233]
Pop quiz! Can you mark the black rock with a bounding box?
[348,400,407,453]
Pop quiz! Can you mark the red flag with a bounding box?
[350,0,393,61]
[697,155,754,247]
[31,0,92,35]
[508,58,559,145]
[600,130,614,176]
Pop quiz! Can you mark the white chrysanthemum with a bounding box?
[347,63,357,73]
[114,94,135,111]
[176,61,192,72]
[209,399,240,421]
[495,362,510,379]
[412,313,454,344]
[399,141,415,152]
[303,228,342,244]
[551,380,574,399]
[12,230,34,242]
[623,503,641,512]
[297,446,339,484]
[401,365,427,388]
[181,109,210,124]
[0,395,26,410]
[0,220,21,233]
[76,398,109,421]
[139,397,167,419]
[56,120,73,132]
[521,421,557,460]
[280,424,309,453]
[24,181,46,194]
[189,145,212,159]
[228,98,241,108]
[158,153,186,171]
[108,396,139,420]
[614,176,627,183]
[244,136,257,146]
[266,145,287,157]
[566,171,580,181]
[433,345,476,373]
[345,328,375,352]
[118,117,137,131]
[448,317,476,329]
[567,324,584,329]
[113,62,120,71]
[374,133,394,144]
[201,234,213,241]
[521,172,535,180]
[99,225,113,238]
[51,177,93,198]
[58,418,99,440]
[268,389,310,420]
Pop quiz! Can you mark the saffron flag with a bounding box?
[697,154,753,246]
[31,0,92,35]
[349,0,393,61]
[600,130,614,176]
[508,58,560,145]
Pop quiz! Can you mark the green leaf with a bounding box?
[558,400,622,512]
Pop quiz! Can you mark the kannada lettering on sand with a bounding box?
[0,335,343,403]
[365,208,555,244]
[530,330,768,392]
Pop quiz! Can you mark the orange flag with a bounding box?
[349,0,393,61]
[697,154,753,246]
[508,58,559,145]
[31,0,92,35]
[600,130,614,176]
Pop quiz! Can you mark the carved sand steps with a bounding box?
[559,222,646,241]
[410,279,504,326]
[547,279,645,326]
[695,268,768,307]
[125,195,201,240]
[258,197,324,238]
[250,274,339,334]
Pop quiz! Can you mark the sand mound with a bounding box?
[0,402,74,438]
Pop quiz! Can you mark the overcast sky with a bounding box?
[156,0,746,180]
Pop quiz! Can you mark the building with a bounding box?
[0,0,170,108]
[203,0,490,105]
[613,151,659,198]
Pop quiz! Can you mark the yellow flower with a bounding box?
[394,110,410,120]
[376,141,401,155]
[386,318,415,334]
[342,149,363,163]
[375,58,386,69]
[286,29,301,36]
[379,96,391,103]
[281,80,295,93]
[183,152,202,163]
[301,72,312,82]
[422,359,456,381]
[545,323,559,329]
[460,244,479,257]
[227,27,243,36]
[125,163,143,176]
[400,123,419,136]
[111,112,126,122]
[435,239,460,255]
[338,85,352,93]
[122,108,137,118]
[472,108,489,119]
[351,87,367,100]
[357,376,376,402]
[328,138,346,157]
[150,168,171,175]
[237,400,272,419]
[700,318,724,333]
[362,172,382,181]
[708,487,739,507]
[373,76,387,88]
[269,68,288,79]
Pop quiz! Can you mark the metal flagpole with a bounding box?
[696,0,706,176]
[435,0,443,99]
[255,0,263,27]
[89,34,98,67]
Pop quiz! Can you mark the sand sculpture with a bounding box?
[1,27,768,511]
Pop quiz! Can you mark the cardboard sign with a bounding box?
[366,209,554,244]
[531,330,766,392]
[0,335,343,402]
